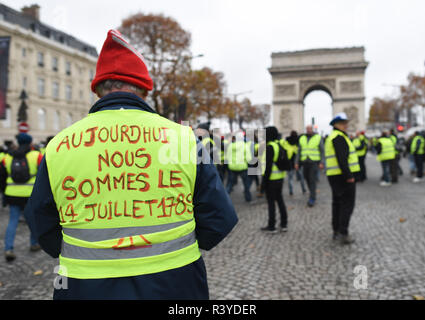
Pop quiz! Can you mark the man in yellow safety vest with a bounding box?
[295,125,324,207]
[376,131,396,187]
[325,113,360,245]
[225,132,252,202]
[352,131,368,182]
[410,131,425,183]
[260,126,288,233]
[0,133,43,262]
[26,29,238,300]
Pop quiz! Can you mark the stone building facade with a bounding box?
[0,4,98,145]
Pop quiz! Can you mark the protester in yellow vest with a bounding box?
[325,113,360,245]
[352,131,368,182]
[389,129,403,183]
[247,133,260,193]
[260,126,288,233]
[0,133,43,262]
[284,130,307,196]
[376,131,396,187]
[26,29,238,300]
[294,125,324,207]
[410,131,425,183]
[225,132,252,202]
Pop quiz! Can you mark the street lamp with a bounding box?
[228,90,253,100]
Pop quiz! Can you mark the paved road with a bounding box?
[1,155,425,300]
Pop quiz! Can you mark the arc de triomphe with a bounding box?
[268,47,369,135]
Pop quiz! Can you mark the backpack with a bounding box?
[10,154,31,184]
[275,142,291,171]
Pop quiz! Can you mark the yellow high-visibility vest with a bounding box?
[262,141,286,180]
[325,130,360,176]
[377,137,396,162]
[4,151,41,197]
[45,109,201,279]
[389,135,399,155]
[411,135,425,155]
[298,134,321,161]
[353,137,367,157]
[279,139,295,161]
[227,141,251,171]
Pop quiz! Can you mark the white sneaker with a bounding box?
[380,181,392,187]
[413,177,423,183]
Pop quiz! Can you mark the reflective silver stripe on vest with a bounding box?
[61,231,197,260]
[63,220,192,242]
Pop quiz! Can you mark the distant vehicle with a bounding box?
[400,126,425,139]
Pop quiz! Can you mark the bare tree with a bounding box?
[119,13,192,118]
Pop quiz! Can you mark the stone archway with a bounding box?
[269,47,368,136]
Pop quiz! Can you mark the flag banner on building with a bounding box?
[0,36,10,120]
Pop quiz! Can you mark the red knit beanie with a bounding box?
[91,30,153,93]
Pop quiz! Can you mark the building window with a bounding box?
[1,105,11,128]
[52,57,58,71]
[38,108,46,130]
[37,52,44,67]
[65,85,72,101]
[22,76,27,89]
[53,111,60,131]
[38,78,45,97]
[22,48,26,58]
[66,113,73,127]
[52,81,59,99]
[65,61,71,75]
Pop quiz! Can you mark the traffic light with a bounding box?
[397,125,405,132]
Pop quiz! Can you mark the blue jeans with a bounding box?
[381,160,391,183]
[4,205,38,251]
[408,154,416,172]
[287,169,306,194]
[226,170,252,202]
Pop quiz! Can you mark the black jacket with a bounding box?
[261,127,280,189]
[0,144,36,207]
[331,129,353,180]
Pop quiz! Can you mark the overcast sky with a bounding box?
[2,0,425,133]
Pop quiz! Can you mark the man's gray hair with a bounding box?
[95,80,147,97]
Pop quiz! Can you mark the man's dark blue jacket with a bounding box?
[25,92,238,300]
